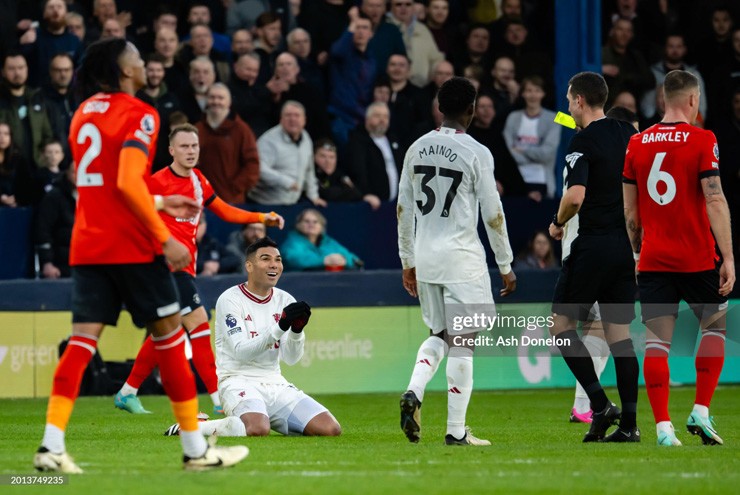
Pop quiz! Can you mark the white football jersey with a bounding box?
[398,127,514,283]
[214,283,304,384]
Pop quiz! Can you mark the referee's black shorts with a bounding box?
[72,256,180,328]
[638,268,728,323]
[552,231,636,324]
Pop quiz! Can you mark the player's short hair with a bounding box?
[568,71,608,108]
[75,38,129,100]
[606,106,638,126]
[168,123,198,142]
[437,77,477,118]
[663,70,699,102]
[246,236,279,260]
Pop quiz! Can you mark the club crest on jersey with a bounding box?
[225,314,238,328]
[713,144,719,160]
[140,114,156,135]
[273,313,281,323]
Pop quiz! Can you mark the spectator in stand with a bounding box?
[452,24,491,77]
[249,100,324,206]
[488,56,520,132]
[281,208,361,271]
[503,76,561,199]
[514,230,557,270]
[601,0,652,61]
[361,0,406,77]
[612,90,638,115]
[85,0,129,45]
[0,121,32,207]
[65,12,86,44]
[386,54,426,150]
[135,6,178,55]
[313,138,368,206]
[231,29,254,61]
[226,0,297,36]
[196,83,260,204]
[286,28,326,99]
[178,24,231,83]
[299,0,351,65]
[42,53,75,164]
[136,54,181,173]
[178,56,216,124]
[184,2,231,58]
[641,34,707,124]
[709,27,740,125]
[155,28,189,97]
[328,9,376,149]
[601,17,655,107]
[266,52,331,142]
[0,52,54,169]
[639,84,664,129]
[35,165,75,278]
[32,139,64,203]
[468,93,528,198]
[387,0,444,87]
[18,0,82,87]
[345,102,403,205]
[225,222,266,274]
[695,6,735,82]
[419,60,453,116]
[228,52,272,138]
[489,0,526,48]
[424,0,461,57]
[100,18,126,40]
[196,215,241,276]
[254,12,284,85]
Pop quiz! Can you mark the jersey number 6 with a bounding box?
[647,152,676,206]
[413,165,463,217]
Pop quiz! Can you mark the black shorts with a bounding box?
[552,231,636,324]
[638,269,728,322]
[173,271,203,315]
[72,256,180,328]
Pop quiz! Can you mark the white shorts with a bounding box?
[220,377,328,435]
[417,273,495,333]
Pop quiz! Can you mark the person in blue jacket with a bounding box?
[281,208,362,271]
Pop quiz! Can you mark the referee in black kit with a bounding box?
[548,72,640,443]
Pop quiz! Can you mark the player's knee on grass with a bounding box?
[241,412,271,436]
[303,412,342,436]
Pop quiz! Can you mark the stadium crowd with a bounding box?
[1,0,739,278]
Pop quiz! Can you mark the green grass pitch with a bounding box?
[1,386,737,494]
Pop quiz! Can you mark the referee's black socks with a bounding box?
[556,329,609,412]
[610,338,639,430]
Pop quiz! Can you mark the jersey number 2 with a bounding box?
[647,152,676,206]
[76,123,103,187]
[414,166,463,217]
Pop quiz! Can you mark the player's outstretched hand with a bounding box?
[402,267,417,298]
[500,270,517,297]
[163,236,192,271]
[264,211,285,229]
[162,194,201,218]
[719,259,735,297]
[279,301,312,332]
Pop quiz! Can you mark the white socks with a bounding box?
[199,416,247,437]
[210,392,221,407]
[180,430,208,458]
[446,350,473,439]
[692,404,709,419]
[656,421,674,435]
[407,337,447,403]
[41,424,65,454]
[573,334,609,413]
[120,383,138,397]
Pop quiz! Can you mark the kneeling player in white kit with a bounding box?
[165,237,341,437]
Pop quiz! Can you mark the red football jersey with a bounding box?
[69,92,161,265]
[623,122,719,272]
[148,167,216,276]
